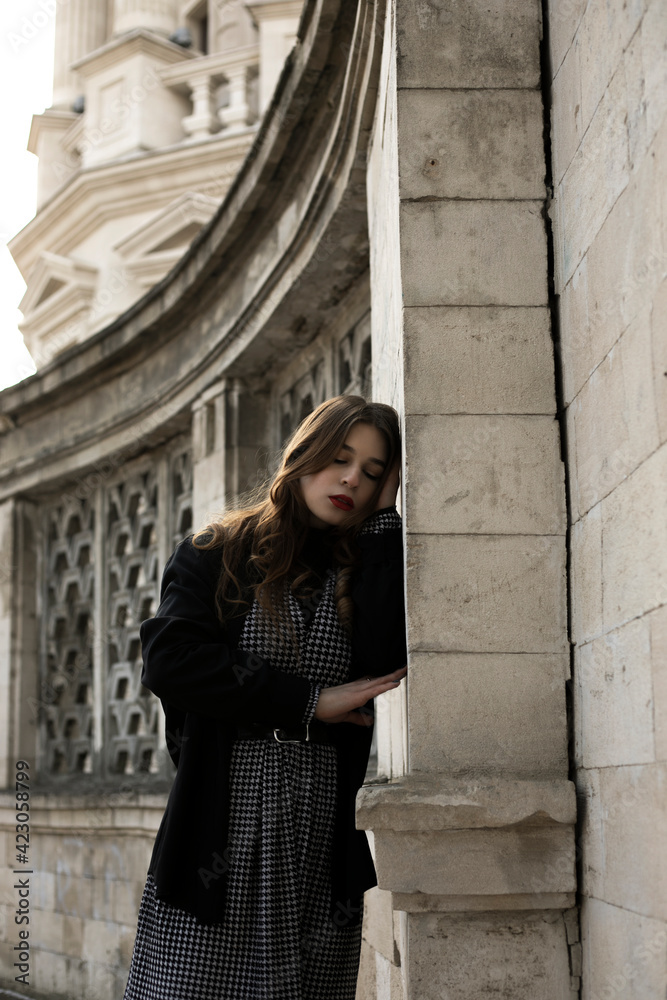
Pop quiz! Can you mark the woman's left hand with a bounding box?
[375,458,400,511]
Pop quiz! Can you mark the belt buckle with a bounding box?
[273,723,310,744]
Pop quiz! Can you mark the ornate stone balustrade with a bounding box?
[160,45,260,139]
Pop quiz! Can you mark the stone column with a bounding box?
[112,0,178,37]
[360,0,578,996]
[0,499,15,788]
[0,500,40,788]
[192,379,271,532]
[52,0,109,109]
[192,381,228,530]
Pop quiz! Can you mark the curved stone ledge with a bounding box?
[0,0,383,500]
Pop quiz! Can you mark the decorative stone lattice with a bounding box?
[338,316,371,398]
[171,446,193,549]
[278,319,372,443]
[279,358,327,441]
[40,441,193,779]
[106,445,193,776]
[42,499,96,775]
[106,467,162,776]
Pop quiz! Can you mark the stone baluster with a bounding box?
[182,77,220,139]
[218,66,250,131]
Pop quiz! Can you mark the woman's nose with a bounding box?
[341,467,359,487]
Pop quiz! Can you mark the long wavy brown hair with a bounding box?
[192,394,401,633]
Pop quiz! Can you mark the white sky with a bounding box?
[0,2,55,391]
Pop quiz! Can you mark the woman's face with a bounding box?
[299,422,388,529]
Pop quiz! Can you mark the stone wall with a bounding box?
[357,0,578,996]
[0,792,162,999]
[547,0,667,997]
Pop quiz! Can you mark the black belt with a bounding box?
[235,721,333,745]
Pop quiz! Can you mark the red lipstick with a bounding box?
[329,495,354,511]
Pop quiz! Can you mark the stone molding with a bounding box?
[159,44,260,88]
[70,27,194,77]
[9,132,255,283]
[357,775,577,910]
[0,790,168,835]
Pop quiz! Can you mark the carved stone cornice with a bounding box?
[0,0,383,502]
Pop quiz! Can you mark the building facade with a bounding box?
[0,0,665,998]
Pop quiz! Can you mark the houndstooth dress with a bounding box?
[122,546,363,1000]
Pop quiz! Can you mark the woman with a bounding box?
[122,394,408,1000]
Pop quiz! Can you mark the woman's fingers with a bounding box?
[313,666,408,722]
[361,666,407,685]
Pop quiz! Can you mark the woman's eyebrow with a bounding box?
[340,443,387,468]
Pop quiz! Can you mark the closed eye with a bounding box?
[333,459,380,481]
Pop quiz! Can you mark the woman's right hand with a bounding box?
[314,666,408,726]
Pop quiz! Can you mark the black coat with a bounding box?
[139,508,406,925]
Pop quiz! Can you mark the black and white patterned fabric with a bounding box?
[359,507,401,535]
[123,562,363,1000]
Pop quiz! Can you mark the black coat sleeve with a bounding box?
[350,507,407,679]
[139,535,314,727]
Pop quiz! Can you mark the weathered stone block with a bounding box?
[55,873,95,919]
[405,910,571,1000]
[373,826,575,897]
[82,917,120,965]
[83,959,117,1000]
[408,651,568,776]
[601,445,667,630]
[577,0,644,133]
[584,129,665,361]
[557,257,591,402]
[405,414,566,535]
[581,896,667,1000]
[551,36,584,187]
[113,880,145,927]
[107,836,153,882]
[570,505,603,645]
[403,305,556,415]
[362,887,399,964]
[556,65,630,285]
[575,617,654,770]
[398,89,545,201]
[406,533,568,653]
[400,200,549,307]
[649,604,667,762]
[31,908,64,953]
[598,762,667,921]
[574,766,603,900]
[571,306,659,515]
[357,774,576,833]
[354,936,376,1000]
[32,951,73,998]
[396,0,541,89]
[651,275,667,444]
[548,0,587,77]
[62,913,85,959]
[640,4,667,163]
[91,875,115,922]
